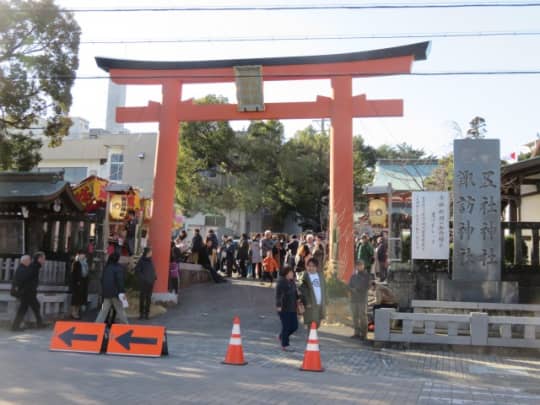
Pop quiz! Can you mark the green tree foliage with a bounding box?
[279,125,329,230]
[175,95,436,230]
[353,135,377,210]
[0,0,80,170]
[237,120,284,212]
[425,154,453,192]
[176,95,239,215]
[375,142,434,160]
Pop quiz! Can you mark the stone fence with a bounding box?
[375,308,540,349]
[412,300,540,316]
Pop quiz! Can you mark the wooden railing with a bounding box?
[502,222,540,271]
[0,258,67,286]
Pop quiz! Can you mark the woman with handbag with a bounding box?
[275,265,301,352]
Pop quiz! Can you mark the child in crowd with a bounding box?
[262,250,279,286]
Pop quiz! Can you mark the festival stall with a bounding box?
[72,176,148,258]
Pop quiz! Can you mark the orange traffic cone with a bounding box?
[222,316,248,366]
[300,321,324,372]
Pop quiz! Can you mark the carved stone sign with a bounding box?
[437,138,518,303]
[452,139,501,281]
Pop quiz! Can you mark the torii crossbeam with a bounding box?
[96,41,430,300]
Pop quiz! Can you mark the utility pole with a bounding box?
[312,118,328,135]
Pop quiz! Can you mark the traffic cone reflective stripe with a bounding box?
[222,316,247,366]
[306,341,320,351]
[300,321,324,372]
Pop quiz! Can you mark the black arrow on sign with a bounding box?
[58,326,98,347]
[116,330,158,350]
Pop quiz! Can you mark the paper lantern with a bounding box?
[109,194,129,220]
[368,199,387,226]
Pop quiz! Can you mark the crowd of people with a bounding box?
[175,229,329,286]
[9,227,395,346]
[355,232,389,282]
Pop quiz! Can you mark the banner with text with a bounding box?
[412,191,450,260]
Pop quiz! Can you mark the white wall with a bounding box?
[521,194,540,222]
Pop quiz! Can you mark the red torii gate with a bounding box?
[96,41,429,300]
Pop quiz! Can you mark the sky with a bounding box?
[55,0,540,157]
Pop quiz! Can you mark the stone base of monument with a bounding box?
[437,278,519,303]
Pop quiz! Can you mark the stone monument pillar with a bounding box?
[437,138,518,303]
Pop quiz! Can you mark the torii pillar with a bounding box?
[329,76,354,279]
[96,41,429,301]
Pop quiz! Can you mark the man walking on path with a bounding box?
[299,257,326,329]
[95,252,129,324]
[11,252,48,331]
[348,261,371,339]
[134,247,157,320]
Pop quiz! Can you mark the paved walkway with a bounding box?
[1,280,540,404]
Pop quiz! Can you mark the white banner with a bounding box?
[412,191,450,260]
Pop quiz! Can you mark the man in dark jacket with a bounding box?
[191,229,204,264]
[287,235,299,257]
[134,247,157,320]
[125,210,137,256]
[261,230,274,259]
[11,253,47,331]
[207,229,219,268]
[95,252,129,324]
[349,261,371,339]
[237,234,250,278]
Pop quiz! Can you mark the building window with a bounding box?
[205,215,226,227]
[110,153,124,181]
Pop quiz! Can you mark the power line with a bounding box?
[4,30,540,47]
[16,70,540,82]
[73,30,540,45]
[10,2,540,13]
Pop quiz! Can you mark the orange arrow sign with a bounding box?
[50,321,106,354]
[107,324,166,357]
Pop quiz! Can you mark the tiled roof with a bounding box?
[366,159,439,194]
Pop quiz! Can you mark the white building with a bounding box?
[38,131,158,198]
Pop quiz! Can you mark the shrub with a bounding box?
[324,263,349,299]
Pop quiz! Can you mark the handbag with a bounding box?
[169,262,179,278]
[10,283,21,298]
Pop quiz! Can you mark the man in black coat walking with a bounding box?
[134,247,157,320]
[11,252,47,331]
[95,252,129,324]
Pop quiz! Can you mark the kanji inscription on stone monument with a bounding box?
[452,139,501,282]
